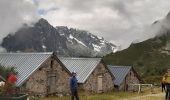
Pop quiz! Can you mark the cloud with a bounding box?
[0,0,39,43]
[35,0,170,49]
[149,12,170,38]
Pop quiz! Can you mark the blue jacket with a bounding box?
[70,76,78,90]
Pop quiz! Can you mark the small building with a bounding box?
[59,57,115,93]
[0,52,71,96]
[107,65,143,91]
[0,52,115,96]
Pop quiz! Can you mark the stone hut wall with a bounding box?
[25,59,50,95]
[119,69,140,91]
[25,57,70,96]
[126,69,140,91]
[80,63,114,93]
[51,59,70,95]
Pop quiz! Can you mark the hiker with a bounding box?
[160,76,166,92]
[70,71,79,100]
[162,69,170,100]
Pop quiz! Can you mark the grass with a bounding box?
[38,93,165,100]
[29,87,164,100]
[35,91,149,100]
[133,95,164,100]
[40,92,138,100]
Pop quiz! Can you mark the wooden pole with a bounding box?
[138,84,141,94]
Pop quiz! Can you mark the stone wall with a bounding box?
[126,69,140,91]
[119,69,140,91]
[51,59,70,95]
[25,57,70,96]
[25,59,50,95]
[81,63,114,93]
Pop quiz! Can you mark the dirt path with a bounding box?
[123,93,165,100]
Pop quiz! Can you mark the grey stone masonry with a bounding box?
[81,63,114,93]
[25,58,70,96]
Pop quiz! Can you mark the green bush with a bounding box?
[0,65,17,81]
[0,65,18,96]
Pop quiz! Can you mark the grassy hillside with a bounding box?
[103,35,170,84]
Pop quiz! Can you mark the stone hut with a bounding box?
[0,52,71,96]
[59,57,115,93]
[107,65,143,91]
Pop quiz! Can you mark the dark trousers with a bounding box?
[71,89,79,100]
[166,84,170,100]
[162,83,166,92]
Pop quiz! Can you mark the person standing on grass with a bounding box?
[70,71,79,100]
[162,69,170,100]
[161,76,166,92]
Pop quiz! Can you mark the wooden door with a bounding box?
[97,75,103,93]
[47,71,56,94]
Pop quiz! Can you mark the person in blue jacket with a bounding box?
[70,71,79,100]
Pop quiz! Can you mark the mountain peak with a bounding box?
[39,18,48,22]
[1,18,116,57]
[166,12,170,20]
[37,18,49,25]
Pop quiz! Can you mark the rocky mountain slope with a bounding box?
[1,18,116,57]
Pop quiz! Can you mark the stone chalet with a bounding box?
[107,65,143,91]
[0,52,115,96]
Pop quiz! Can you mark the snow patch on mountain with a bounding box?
[69,34,87,47]
[92,44,101,52]
[91,35,95,39]
[59,33,65,36]
[97,36,103,40]
[42,45,46,49]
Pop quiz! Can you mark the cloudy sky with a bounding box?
[33,0,170,49]
[1,0,170,49]
[0,0,39,41]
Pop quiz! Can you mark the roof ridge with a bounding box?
[0,52,53,55]
[108,65,131,68]
[58,57,102,59]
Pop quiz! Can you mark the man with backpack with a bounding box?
[163,69,170,100]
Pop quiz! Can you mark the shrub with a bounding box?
[0,65,18,97]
